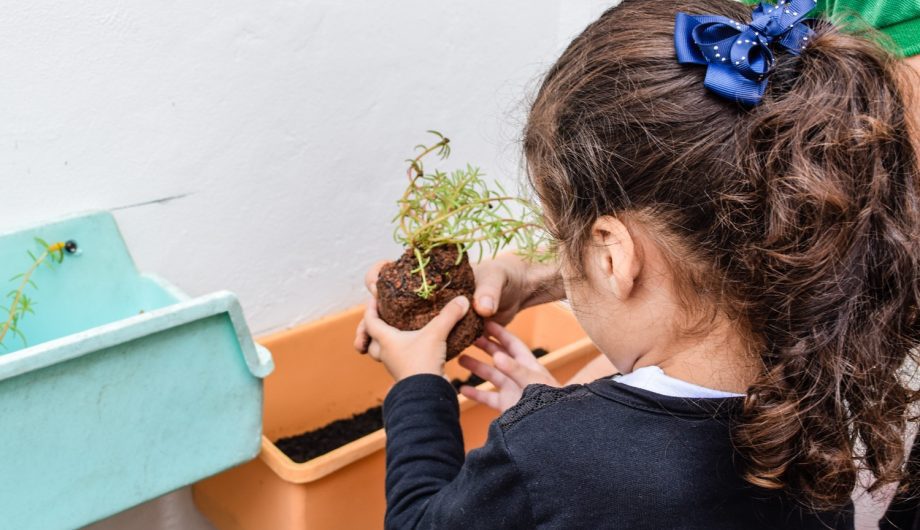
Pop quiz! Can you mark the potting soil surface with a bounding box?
[275,347,550,463]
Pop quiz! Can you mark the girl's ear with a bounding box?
[589,216,641,299]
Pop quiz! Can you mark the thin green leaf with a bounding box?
[11,327,27,346]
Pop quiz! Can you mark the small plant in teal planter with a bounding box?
[375,131,550,360]
[0,238,76,348]
[0,211,273,530]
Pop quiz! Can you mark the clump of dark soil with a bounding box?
[276,348,550,463]
[376,246,482,360]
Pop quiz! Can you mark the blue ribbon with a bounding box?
[674,0,817,105]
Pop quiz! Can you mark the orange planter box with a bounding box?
[192,303,598,530]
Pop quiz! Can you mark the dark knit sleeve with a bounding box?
[382,374,535,530]
[879,432,919,530]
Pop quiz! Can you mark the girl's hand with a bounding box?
[471,252,565,325]
[458,321,559,412]
[361,296,470,382]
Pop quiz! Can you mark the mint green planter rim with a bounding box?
[0,290,274,380]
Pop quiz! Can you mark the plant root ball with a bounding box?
[376,246,483,360]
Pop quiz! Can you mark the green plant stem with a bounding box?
[399,137,451,240]
[412,246,434,298]
[425,223,544,248]
[405,141,448,183]
[0,249,52,345]
[402,195,525,245]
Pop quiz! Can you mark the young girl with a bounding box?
[356,0,920,527]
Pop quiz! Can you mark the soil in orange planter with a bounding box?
[376,246,482,360]
[275,347,551,463]
[275,407,384,463]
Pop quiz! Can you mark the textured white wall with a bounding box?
[0,0,613,336]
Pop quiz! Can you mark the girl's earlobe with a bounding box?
[591,216,640,300]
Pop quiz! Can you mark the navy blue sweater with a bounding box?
[880,432,919,530]
[382,374,854,529]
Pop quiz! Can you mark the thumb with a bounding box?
[472,270,503,318]
[365,260,389,297]
[425,296,470,336]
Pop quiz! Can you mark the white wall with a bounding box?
[0,0,614,336]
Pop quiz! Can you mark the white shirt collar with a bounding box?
[614,365,744,398]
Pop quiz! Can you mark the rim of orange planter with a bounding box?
[256,327,596,484]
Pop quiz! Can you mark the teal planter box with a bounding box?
[0,212,273,529]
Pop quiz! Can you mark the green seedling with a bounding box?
[393,131,551,299]
[0,238,70,348]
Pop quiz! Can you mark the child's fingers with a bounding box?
[458,354,509,388]
[473,336,504,357]
[364,261,389,297]
[478,329,542,374]
[460,384,501,411]
[494,351,553,388]
[485,321,542,368]
[484,321,529,354]
[354,319,370,353]
[423,296,470,337]
[363,298,394,340]
[367,339,382,361]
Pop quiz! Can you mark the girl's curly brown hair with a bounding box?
[524,0,920,511]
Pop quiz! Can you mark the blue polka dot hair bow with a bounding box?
[674,0,817,106]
